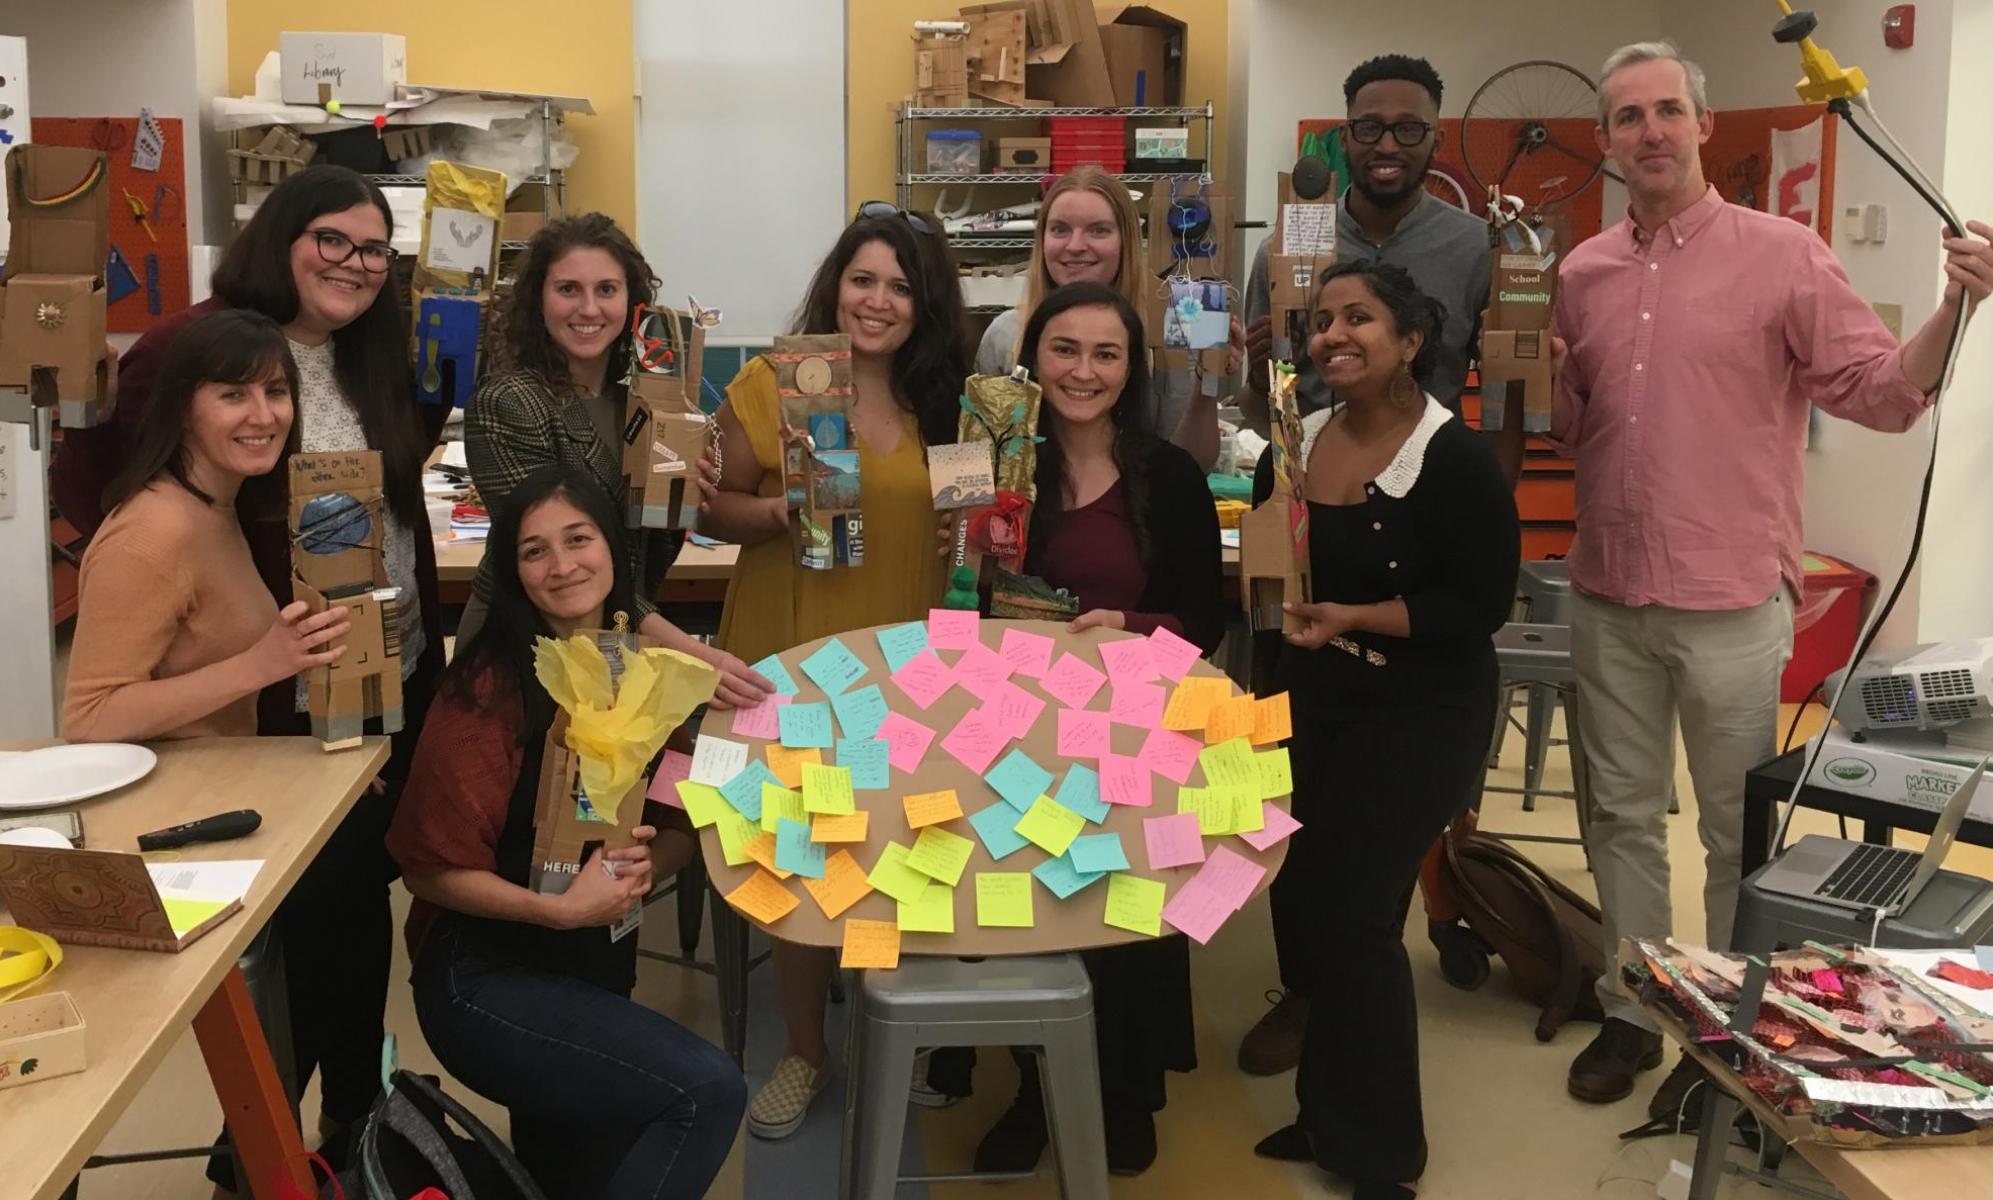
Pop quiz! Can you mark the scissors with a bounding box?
[122,188,158,243]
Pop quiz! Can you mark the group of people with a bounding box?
[44,36,1993,1200]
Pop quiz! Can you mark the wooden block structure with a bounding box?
[770,334,864,569]
[1239,366,1311,636]
[912,29,969,108]
[289,452,404,749]
[963,6,1028,106]
[0,145,115,428]
[622,303,711,531]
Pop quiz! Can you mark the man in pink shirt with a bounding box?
[1553,42,1993,1118]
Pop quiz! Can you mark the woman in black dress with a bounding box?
[1251,260,1519,1199]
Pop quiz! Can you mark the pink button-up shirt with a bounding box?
[1552,186,1930,611]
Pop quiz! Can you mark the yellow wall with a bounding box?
[224,1,636,227]
[846,0,1230,211]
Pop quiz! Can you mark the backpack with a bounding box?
[320,1068,547,1200]
[1439,832,1608,1042]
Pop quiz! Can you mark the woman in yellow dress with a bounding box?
[696,204,968,1137]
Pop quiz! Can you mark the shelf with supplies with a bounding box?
[902,171,1208,186]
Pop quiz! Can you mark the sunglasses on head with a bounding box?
[856,201,935,235]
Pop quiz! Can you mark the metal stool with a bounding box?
[838,955,1107,1200]
[1484,623,1592,856]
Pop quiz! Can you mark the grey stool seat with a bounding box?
[1485,623,1593,855]
[840,954,1107,1199]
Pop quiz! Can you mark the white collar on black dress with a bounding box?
[1297,394,1452,499]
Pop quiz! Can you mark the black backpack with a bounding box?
[321,1068,547,1200]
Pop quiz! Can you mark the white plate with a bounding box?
[0,743,158,810]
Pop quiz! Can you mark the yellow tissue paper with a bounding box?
[534,632,718,823]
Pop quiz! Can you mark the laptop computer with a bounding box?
[1754,755,1988,916]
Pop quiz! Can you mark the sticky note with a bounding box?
[1144,812,1208,869]
[1238,803,1303,852]
[1098,636,1160,684]
[941,707,1007,775]
[841,918,901,969]
[1054,765,1111,823]
[1068,832,1130,874]
[904,789,964,828]
[1146,626,1203,680]
[760,782,808,833]
[907,825,976,886]
[801,762,856,814]
[831,684,890,741]
[726,870,800,925]
[876,712,937,773]
[1205,694,1257,744]
[927,607,982,650]
[998,627,1056,678]
[751,654,801,697]
[1108,681,1166,728]
[691,734,750,786]
[164,897,229,937]
[1199,738,1257,793]
[716,810,759,866]
[810,810,870,843]
[954,642,1017,700]
[775,817,827,878]
[765,745,822,789]
[1226,787,1266,833]
[987,749,1056,811]
[1162,677,1230,731]
[719,761,777,820]
[867,842,934,905]
[875,622,930,673]
[1160,876,1228,944]
[1014,795,1085,857]
[778,702,834,749]
[1251,693,1293,746]
[1056,709,1113,758]
[1139,727,1203,785]
[892,651,956,709]
[1040,653,1108,709]
[1103,874,1165,937]
[648,749,694,806]
[989,681,1046,739]
[969,802,1031,860]
[1100,754,1154,807]
[800,637,868,696]
[1201,845,1269,909]
[728,693,791,741]
[897,880,956,933]
[837,737,891,790]
[676,781,730,828]
[1252,747,1293,801]
[803,849,872,919]
[1033,853,1105,899]
[743,832,792,878]
[976,872,1035,927]
[1177,786,1233,835]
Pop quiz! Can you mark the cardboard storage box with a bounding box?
[0,991,85,1090]
[1097,5,1187,107]
[1134,126,1188,159]
[280,32,408,106]
[997,137,1053,170]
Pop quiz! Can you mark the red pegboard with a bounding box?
[31,115,191,333]
[1701,105,1837,241]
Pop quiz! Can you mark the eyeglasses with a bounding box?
[1346,119,1435,147]
[306,228,398,274]
[855,201,935,236]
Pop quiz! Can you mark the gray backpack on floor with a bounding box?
[321,1045,546,1200]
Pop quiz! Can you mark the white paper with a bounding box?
[1800,1077,1951,1108]
[689,735,749,787]
[132,108,165,173]
[146,859,264,902]
[425,209,496,274]
[0,426,15,520]
[1281,203,1336,257]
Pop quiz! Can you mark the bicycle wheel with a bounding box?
[1422,162,1476,214]
[1460,60,1606,210]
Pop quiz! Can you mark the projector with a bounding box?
[1829,639,1993,733]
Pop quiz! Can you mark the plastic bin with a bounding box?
[1049,116,1127,174]
[925,129,983,175]
[1781,551,1877,702]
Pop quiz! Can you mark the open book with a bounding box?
[0,847,262,953]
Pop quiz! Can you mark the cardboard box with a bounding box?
[1265,170,1337,362]
[279,32,408,106]
[0,992,85,1091]
[1097,5,1186,107]
[964,0,1116,108]
[1479,250,1558,432]
[623,304,710,531]
[0,145,114,426]
[1803,728,1993,826]
[501,210,546,241]
[913,30,969,108]
[997,137,1052,170]
[1133,126,1188,159]
[964,5,1028,106]
[290,452,404,748]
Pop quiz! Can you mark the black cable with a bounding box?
[1782,684,1827,754]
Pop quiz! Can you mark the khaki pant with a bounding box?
[1572,587,1793,1028]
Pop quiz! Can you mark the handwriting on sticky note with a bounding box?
[1040,653,1108,709]
[1013,795,1085,856]
[906,825,976,886]
[904,789,963,828]
[1139,727,1202,785]
[876,712,937,774]
[1199,738,1257,793]
[726,870,800,924]
[841,918,901,968]
[765,744,823,790]
[716,810,759,865]
[803,849,872,919]
[810,810,870,843]
[1144,812,1207,869]
[774,817,827,878]
[1251,692,1293,746]
[999,628,1056,678]
[1108,682,1166,729]
[800,637,869,695]
[875,622,930,673]
[892,651,956,709]
[1162,677,1230,731]
[676,781,730,828]
[976,872,1035,927]
[832,684,890,741]
[837,738,891,790]
[1146,627,1203,680]
[1054,764,1109,823]
[1033,852,1104,899]
[953,642,1016,700]
[728,693,792,740]
[941,707,1007,775]
[778,702,834,749]
[1057,708,1113,757]
[990,681,1046,739]
[1100,754,1153,807]
[1098,636,1159,684]
[801,763,856,814]
[752,654,801,696]
[1204,693,1257,744]
[691,734,750,785]
[1160,875,1229,944]
[761,782,807,833]
[927,607,982,650]
[719,761,775,820]
[1104,874,1165,936]
[1237,803,1302,852]
[969,802,1030,860]
[1252,747,1293,800]
[1176,787,1232,835]
[986,748,1056,811]
[1226,786,1265,834]
[867,842,934,905]
[1068,832,1129,874]
[1201,845,1269,909]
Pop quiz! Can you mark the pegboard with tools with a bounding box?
[30,116,190,332]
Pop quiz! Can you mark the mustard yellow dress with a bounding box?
[715,356,948,666]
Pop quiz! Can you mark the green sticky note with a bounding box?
[716,810,759,865]
[801,763,856,814]
[676,781,731,828]
[898,881,956,933]
[163,896,229,937]
[760,782,808,833]
[906,825,976,886]
[1251,747,1292,801]
[1013,795,1085,857]
[975,872,1035,927]
[1103,874,1165,937]
[867,842,933,905]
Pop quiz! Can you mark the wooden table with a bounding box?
[0,736,389,1200]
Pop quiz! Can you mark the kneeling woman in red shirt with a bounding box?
[387,466,743,1200]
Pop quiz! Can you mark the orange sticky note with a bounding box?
[904,789,964,829]
[765,745,823,789]
[841,918,902,969]
[726,869,799,924]
[812,810,870,843]
[743,832,793,879]
[803,849,873,919]
[1162,677,1230,731]
[1250,692,1292,746]
[1204,693,1256,744]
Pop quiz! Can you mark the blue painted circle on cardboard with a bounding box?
[299,492,371,555]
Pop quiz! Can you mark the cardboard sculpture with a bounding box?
[912,24,970,108]
[933,370,1043,608]
[1239,362,1311,635]
[1480,196,1559,431]
[414,160,505,296]
[622,302,712,530]
[1265,167,1338,365]
[289,451,404,749]
[0,145,116,428]
[963,6,1028,106]
[529,626,642,903]
[771,334,863,569]
[1143,177,1233,379]
[225,125,317,185]
[414,291,484,409]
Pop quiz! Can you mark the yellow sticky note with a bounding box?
[803,849,873,919]
[1252,747,1293,801]
[726,869,800,925]
[743,832,793,879]
[1013,795,1085,857]
[867,841,933,905]
[841,918,902,969]
[766,745,823,790]
[975,872,1035,927]
[1227,785,1266,833]
[1176,786,1232,835]
[1204,693,1257,744]
[1162,677,1229,731]
[163,897,229,937]
[1103,874,1165,937]
[811,810,870,843]
[716,810,760,865]
[897,881,957,933]
[676,781,731,828]
[906,825,975,886]
[904,789,964,829]
[801,763,856,815]
[1199,737,1257,793]
[760,782,808,833]
[1251,692,1292,746]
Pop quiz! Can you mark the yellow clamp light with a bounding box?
[0,926,63,1003]
[1773,2,1868,104]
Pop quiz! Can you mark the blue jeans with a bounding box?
[412,923,744,1200]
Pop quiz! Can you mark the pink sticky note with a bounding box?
[876,711,937,774]
[1040,653,1108,709]
[990,682,1046,740]
[928,608,982,651]
[1098,637,1160,684]
[1108,682,1166,728]
[1237,803,1303,852]
[1201,845,1269,910]
[1146,626,1203,681]
[1145,812,1208,869]
[1812,969,1845,994]
[954,642,1016,700]
[942,707,1008,774]
[1057,708,1113,757]
[648,750,694,807]
[999,628,1057,678]
[1139,727,1202,784]
[728,693,792,741]
[892,651,956,710]
[1100,753,1153,807]
[1161,876,1231,945]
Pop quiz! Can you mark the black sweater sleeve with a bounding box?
[1403,422,1520,642]
[1134,440,1227,654]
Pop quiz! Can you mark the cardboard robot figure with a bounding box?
[770,334,864,569]
[1238,362,1312,637]
[1264,165,1338,366]
[1143,176,1234,381]
[622,301,715,531]
[1479,193,1559,432]
[0,145,117,429]
[289,451,404,749]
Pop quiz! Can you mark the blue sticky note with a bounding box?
[778,702,834,749]
[718,761,776,820]
[837,738,891,790]
[774,817,826,879]
[1068,832,1130,875]
[800,637,868,696]
[986,749,1056,812]
[876,622,930,673]
[753,655,801,697]
[1978,945,1993,972]
[830,684,890,741]
[1032,852,1105,899]
[1053,765,1110,824]
[969,802,1031,861]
